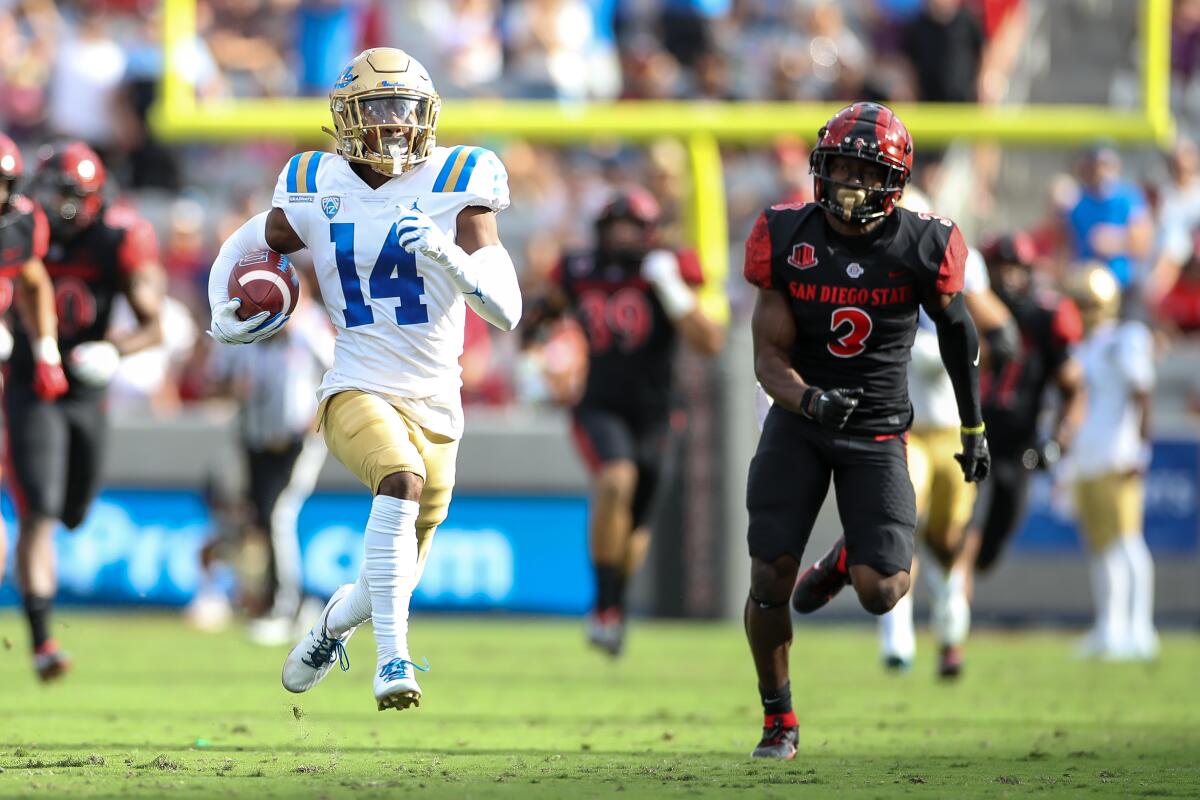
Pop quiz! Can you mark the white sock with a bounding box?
[930,566,970,647]
[878,589,915,661]
[363,495,420,668]
[326,564,373,637]
[1118,534,1156,646]
[1089,542,1130,647]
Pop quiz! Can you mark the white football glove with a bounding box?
[208,298,289,345]
[68,340,121,387]
[641,249,696,320]
[396,208,456,268]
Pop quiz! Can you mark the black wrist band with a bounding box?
[801,387,820,418]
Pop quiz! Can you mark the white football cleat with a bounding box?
[282,584,358,693]
[374,657,430,711]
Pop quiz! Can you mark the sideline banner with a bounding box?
[1015,439,1198,554]
[0,491,590,612]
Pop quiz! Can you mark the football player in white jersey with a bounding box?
[875,244,1014,678]
[1063,265,1157,660]
[206,48,521,711]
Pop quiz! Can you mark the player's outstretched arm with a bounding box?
[924,291,989,482]
[207,208,301,345]
[397,205,522,331]
[1050,356,1086,457]
[642,250,723,356]
[13,256,67,399]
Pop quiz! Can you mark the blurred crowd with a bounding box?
[3,0,1200,419]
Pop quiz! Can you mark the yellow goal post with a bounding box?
[152,0,1174,324]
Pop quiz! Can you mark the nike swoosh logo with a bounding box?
[973,350,980,367]
[888,271,907,278]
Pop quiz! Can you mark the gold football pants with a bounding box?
[319,390,458,575]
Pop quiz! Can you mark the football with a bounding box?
[227,250,299,319]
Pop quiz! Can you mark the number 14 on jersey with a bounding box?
[330,222,429,327]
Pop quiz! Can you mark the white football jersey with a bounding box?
[909,247,989,430]
[271,145,510,439]
[1070,320,1154,477]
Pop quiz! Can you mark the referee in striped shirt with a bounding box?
[209,285,333,644]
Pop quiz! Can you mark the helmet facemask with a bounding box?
[810,151,907,223]
[328,91,439,176]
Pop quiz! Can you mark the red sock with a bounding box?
[764,711,798,728]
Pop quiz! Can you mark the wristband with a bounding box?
[34,336,61,365]
[961,423,985,435]
[800,387,820,418]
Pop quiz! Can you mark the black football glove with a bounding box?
[955,425,991,483]
[801,386,864,430]
[1021,439,1062,471]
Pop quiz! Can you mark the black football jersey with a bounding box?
[10,206,158,391]
[744,203,968,436]
[981,287,1082,455]
[558,248,703,413]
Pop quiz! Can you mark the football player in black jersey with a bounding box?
[525,188,723,656]
[0,131,69,633]
[955,232,1084,599]
[7,142,164,680]
[742,102,989,759]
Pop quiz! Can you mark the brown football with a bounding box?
[227,250,299,319]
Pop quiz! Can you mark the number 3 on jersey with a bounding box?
[828,306,871,358]
[331,222,429,327]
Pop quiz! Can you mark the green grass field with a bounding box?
[0,613,1196,798]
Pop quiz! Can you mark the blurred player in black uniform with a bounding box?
[7,142,164,680]
[955,232,1084,592]
[526,188,723,656]
[743,102,989,759]
[0,132,69,601]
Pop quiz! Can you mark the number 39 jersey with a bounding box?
[744,202,967,436]
[556,248,704,415]
[272,145,509,439]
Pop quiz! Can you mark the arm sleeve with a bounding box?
[929,292,983,427]
[206,211,270,311]
[455,244,522,331]
[743,210,773,289]
[461,148,511,213]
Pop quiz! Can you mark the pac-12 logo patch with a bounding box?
[788,242,818,270]
[321,196,342,220]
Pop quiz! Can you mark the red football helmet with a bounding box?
[810,102,913,223]
[596,186,662,230]
[595,186,662,260]
[0,132,23,211]
[980,231,1036,269]
[33,141,107,235]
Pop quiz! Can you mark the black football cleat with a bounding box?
[938,645,963,680]
[585,607,625,658]
[791,536,851,614]
[751,714,799,759]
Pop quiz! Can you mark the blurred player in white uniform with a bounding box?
[206,48,521,711]
[876,243,1013,677]
[1063,265,1157,660]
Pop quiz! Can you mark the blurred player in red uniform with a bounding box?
[957,233,1084,593]
[529,188,723,656]
[0,132,69,607]
[7,142,164,680]
[743,103,988,759]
